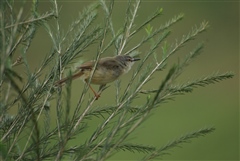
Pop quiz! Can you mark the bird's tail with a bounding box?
[54,72,84,86]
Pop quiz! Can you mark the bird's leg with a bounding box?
[84,80,100,100]
[84,80,107,100]
[89,84,106,100]
[88,84,101,100]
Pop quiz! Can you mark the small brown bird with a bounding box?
[55,55,140,99]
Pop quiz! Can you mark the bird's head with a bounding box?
[115,55,140,73]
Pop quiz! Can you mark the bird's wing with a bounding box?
[76,57,119,71]
[77,61,94,70]
[100,58,120,70]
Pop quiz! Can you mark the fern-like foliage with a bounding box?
[0,0,234,160]
[143,127,215,160]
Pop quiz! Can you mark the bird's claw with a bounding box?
[94,93,101,100]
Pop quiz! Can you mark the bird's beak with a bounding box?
[132,57,140,61]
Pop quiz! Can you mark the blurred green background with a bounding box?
[15,0,239,160]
